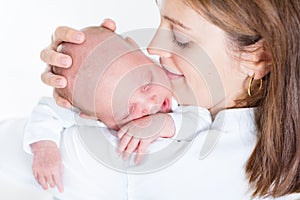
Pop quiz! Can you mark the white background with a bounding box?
[0,0,159,198]
[0,0,159,120]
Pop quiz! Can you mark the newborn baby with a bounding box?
[29,26,178,192]
[54,26,173,129]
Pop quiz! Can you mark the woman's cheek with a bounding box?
[172,56,223,109]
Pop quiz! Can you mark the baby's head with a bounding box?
[54,27,172,130]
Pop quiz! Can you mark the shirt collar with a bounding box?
[210,107,256,134]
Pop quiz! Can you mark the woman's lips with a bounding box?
[161,67,184,80]
[159,57,184,80]
[165,70,184,80]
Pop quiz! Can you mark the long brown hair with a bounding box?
[185,0,300,197]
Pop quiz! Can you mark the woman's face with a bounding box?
[148,0,248,112]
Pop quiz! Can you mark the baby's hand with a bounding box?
[31,141,64,193]
[117,113,175,164]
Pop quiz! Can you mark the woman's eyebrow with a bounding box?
[162,15,191,30]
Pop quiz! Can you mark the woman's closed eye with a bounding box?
[173,35,190,49]
[172,29,191,49]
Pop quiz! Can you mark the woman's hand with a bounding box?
[40,19,117,108]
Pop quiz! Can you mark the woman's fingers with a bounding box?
[41,67,67,88]
[101,19,117,32]
[51,26,85,48]
[40,26,84,70]
[40,49,72,68]
[40,51,72,108]
[53,90,72,109]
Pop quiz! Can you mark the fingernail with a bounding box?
[74,32,84,42]
[56,78,65,87]
[61,57,71,66]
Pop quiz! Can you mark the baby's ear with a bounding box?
[240,39,272,79]
[125,37,140,48]
[79,112,98,120]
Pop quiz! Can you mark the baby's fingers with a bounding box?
[135,140,151,164]
[117,127,128,139]
[53,171,64,193]
[37,174,48,190]
[118,134,132,153]
[123,138,140,160]
[46,174,55,189]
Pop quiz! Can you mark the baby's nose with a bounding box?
[141,95,159,115]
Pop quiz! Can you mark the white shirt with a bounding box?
[124,109,299,200]
[22,97,299,199]
[23,97,211,155]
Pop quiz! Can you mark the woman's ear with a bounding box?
[240,39,272,79]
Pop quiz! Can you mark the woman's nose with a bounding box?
[147,29,172,57]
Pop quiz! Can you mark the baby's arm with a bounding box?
[117,106,212,164]
[31,140,63,192]
[24,97,76,192]
[117,113,175,164]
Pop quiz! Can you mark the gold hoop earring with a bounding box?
[248,76,263,96]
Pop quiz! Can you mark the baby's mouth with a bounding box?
[160,98,171,113]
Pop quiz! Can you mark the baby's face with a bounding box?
[95,48,172,130]
[68,28,173,130]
